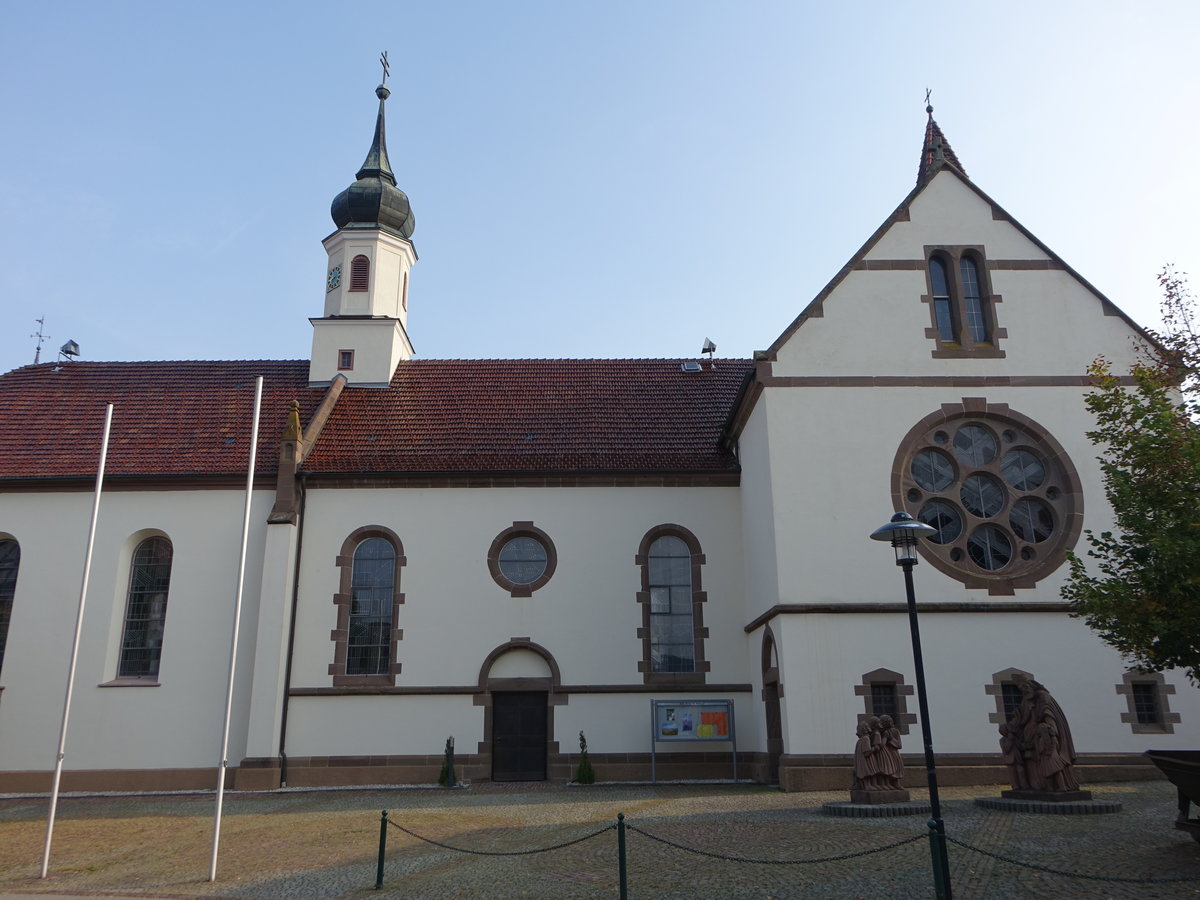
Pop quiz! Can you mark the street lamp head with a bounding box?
[870,511,936,565]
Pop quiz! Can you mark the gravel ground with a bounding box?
[0,781,1196,898]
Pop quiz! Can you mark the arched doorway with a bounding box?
[477,639,563,782]
[761,627,783,784]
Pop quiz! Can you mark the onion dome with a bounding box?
[330,83,415,239]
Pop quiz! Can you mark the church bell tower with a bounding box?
[310,57,417,386]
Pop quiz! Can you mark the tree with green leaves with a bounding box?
[1062,268,1200,684]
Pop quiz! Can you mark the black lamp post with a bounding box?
[870,512,952,900]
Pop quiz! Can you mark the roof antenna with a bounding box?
[31,316,50,364]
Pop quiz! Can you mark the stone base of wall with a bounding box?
[0,768,219,793]
[776,753,1164,793]
[0,751,1161,795]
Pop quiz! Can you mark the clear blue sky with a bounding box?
[2,1,1197,372]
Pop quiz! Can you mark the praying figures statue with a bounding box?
[849,714,909,802]
[1000,674,1088,800]
[877,715,905,790]
[851,716,879,791]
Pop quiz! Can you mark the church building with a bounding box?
[0,80,1194,793]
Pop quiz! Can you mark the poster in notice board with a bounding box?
[652,700,732,742]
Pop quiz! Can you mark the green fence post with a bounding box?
[375,810,388,890]
[617,812,628,900]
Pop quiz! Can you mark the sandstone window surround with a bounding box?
[1116,671,1180,734]
[487,522,557,598]
[924,246,1006,358]
[636,525,709,685]
[329,526,406,686]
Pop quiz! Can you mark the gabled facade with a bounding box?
[0,99,1194,793]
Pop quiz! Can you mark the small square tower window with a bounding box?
[338,350,354,371]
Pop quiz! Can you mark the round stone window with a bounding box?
[892,402,1083,594]
[487,523,557,597]
[499,536,548,584]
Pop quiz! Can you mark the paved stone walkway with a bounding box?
[0,781,1196,898]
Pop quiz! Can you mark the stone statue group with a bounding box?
[848,674,1081,800]
[999,674,1079,793]
[851,714,905,791]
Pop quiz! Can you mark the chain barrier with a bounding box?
[386,816,615,856]
[625,823,927,865]
[945,835,1197,884]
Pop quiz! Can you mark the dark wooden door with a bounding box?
[492,692,548,781]
[764,679,783,784]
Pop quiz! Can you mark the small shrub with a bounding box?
[575,731,595,785]
[437,736,456,787]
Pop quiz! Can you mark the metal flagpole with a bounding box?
[209,376,263,882]
[41,402,114,879]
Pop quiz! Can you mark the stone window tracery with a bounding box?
[894,400,1083,594]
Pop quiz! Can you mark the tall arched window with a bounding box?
[347,538,395,675]
[636,525,709,684]
[329,526,406,685]
[960,256,988,342]
[119,537,173,678]
[928,256,955,342]
[0,539,19,678]
[349,254,370,292]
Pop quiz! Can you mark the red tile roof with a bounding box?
[0,361,320,481]
[304,359,751,474]
[0,358,751,482]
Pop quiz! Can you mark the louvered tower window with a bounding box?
[349,255,370,292]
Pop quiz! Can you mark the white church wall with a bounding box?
[772,610,1200,757]
[0,488,274,772]
[736,397,782,625]
[772,171,1149,380]
[283,484,749,758]
[754,384,1114,607]
[286,694,483,758]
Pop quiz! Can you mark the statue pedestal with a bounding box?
[850,788,911,804]
[1002,789,1093,802]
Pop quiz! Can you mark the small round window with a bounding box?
[488,523,556,597]
[892,404,1082,594]
[499,537,548,584]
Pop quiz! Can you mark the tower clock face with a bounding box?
[326,265,342,292]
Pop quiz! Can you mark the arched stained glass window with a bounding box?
[647,535,694,674]
[0,539,19,678]
[347,537,396,676]
[119,537,173,678]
